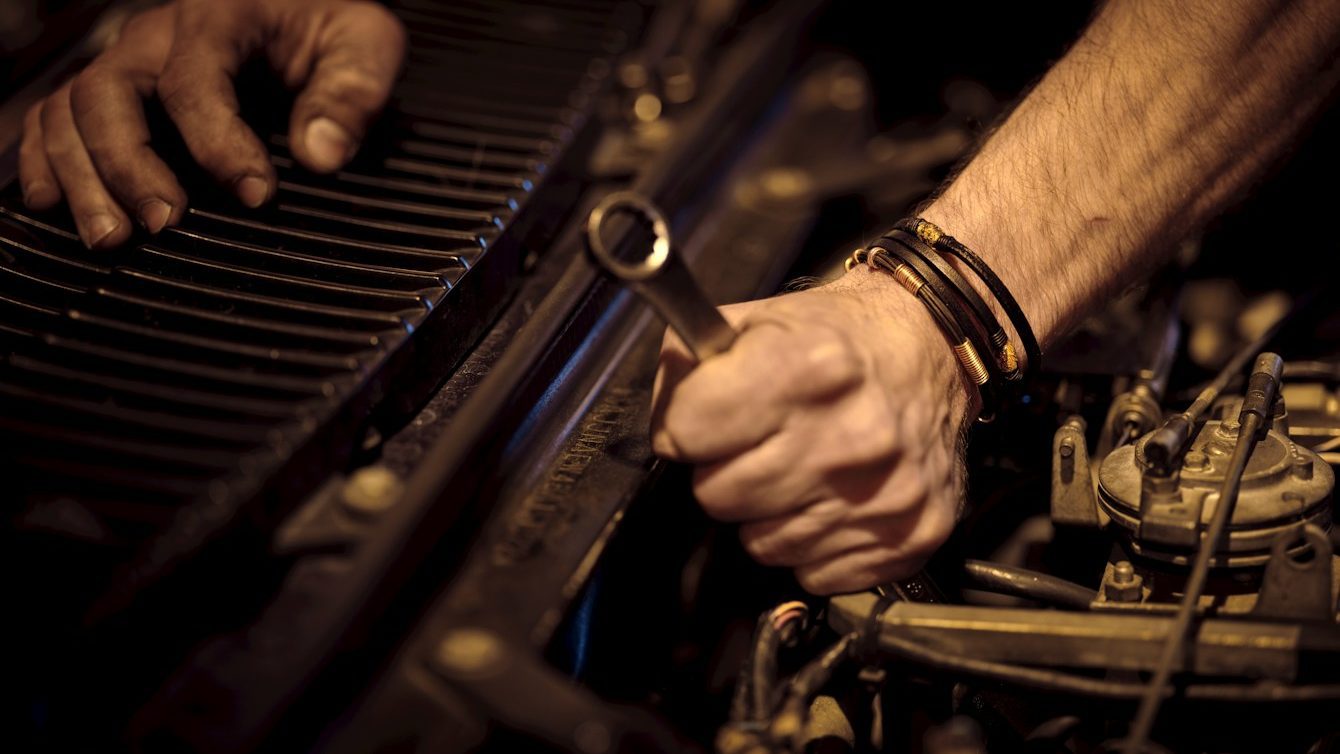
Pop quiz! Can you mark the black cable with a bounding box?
[1144,290,1315,469]
[1123,354,1284,754]
[961,560,1097,611]
[768,634,858,749]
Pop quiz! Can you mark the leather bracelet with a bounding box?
[880,229,1015,380]
[850,245,1000,422]
[894,217,1041,377]
[877,238,1005,405]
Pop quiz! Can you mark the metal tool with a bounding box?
[584,190,737,360]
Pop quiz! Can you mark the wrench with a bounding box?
[584,191,736,361]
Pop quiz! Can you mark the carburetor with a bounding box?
[1098,416,1333,566]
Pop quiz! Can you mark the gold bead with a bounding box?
[915,219,944,245]
[1000,342,1019,374]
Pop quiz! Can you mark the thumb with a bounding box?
[285,1,406,173]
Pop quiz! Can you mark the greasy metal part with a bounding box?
[309,38,858,753]
[1101,560,1145,603]
[1099,420,1333,566]
[1097,383,1162,458]
[825,593,1339,682]
[1144,298,1300,471]
[1050,416,1102,528]
[585,191,736,360]
[961,559,1097,610]
[428,628,685,753]
[1125,354,1284,754]
[1253,524,1336,621]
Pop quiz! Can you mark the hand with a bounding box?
[650,272,973,594]
[17,0,406,249]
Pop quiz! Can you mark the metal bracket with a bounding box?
[1252,524,1336,621]
[1051,416,1102,528]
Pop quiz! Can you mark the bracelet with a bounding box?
[893,217,1041,377]
[847,245,1000,422]
[879,229,1016,381]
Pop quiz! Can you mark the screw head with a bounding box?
[341,466,402,517]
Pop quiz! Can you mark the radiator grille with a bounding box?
[0,0,635,608]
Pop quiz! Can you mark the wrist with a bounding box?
[918,195,1057,363]
[828,265,979,425]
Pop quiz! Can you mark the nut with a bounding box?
[1104,561,1144,602]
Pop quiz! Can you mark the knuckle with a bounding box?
[693,484,737,522]
[119,5,170,39]
[317,67,387,111]
[155,66,190,112]
[855,404,900,460]
[871,558,921,585]
[780,334,863,403]
[39,90,70,132]
[23,101,44,131]
[68,66,107,108]
[740,532,783,566]
[795,568,835,596]
[350,1,407,42]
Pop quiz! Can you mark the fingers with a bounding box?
[794,546,929,596]
[284,1,406,173]
[70,53,186,233]
[689,394,902,521]
[38,84,133,249]
[158,3,274,207]
[18,103,61,210]
[653,317,863,462]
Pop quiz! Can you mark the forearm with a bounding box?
[913,0,1340,351]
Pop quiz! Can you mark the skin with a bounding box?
[654,0,1340,594]
[18,1,1340,593]
[17,0,406,249]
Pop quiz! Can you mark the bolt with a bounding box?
[1059,442,1074,459]
[433,628,505,679]
[1113,561,1135,585]
[1104,561,1143,603]
[1183,450,1209,471]
[341,465,403,517]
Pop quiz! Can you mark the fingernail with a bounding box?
[138,199,173,234]
[304,117,354,172]
[235,175,270,209]
[22,181,55,208]
[83,213,120,249]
